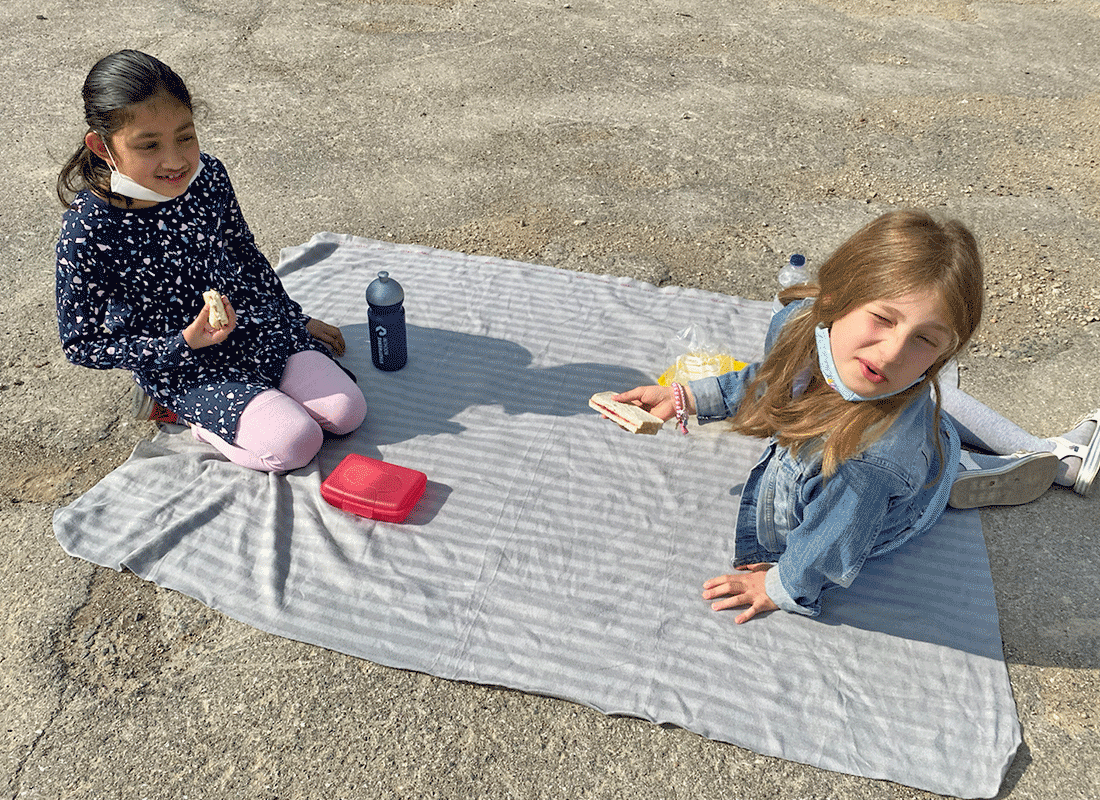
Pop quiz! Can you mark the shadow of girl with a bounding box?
[335,322,654,446]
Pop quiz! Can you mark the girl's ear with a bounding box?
[84,131,112,165]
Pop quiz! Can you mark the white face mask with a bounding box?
[102,140,203,203]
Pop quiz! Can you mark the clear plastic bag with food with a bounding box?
[657,325,747,386]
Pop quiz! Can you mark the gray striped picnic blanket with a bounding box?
[54,233,1020,798]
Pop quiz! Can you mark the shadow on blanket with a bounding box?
[326,322,1007,660]
[811,510,1007,660]
[337,322,654,445]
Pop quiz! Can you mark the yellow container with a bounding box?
[658,353,747,386]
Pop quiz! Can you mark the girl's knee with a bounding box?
[324,389,367,436]
[267,417,325,471]
[236,392,325,471]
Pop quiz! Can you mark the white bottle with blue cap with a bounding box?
[772,253,808,313]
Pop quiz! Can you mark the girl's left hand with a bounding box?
[306,318,346,356]
[702,564,779,624]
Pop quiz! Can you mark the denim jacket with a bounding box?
[689,300,960,617]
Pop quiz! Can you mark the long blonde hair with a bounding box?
[731,210,984,477]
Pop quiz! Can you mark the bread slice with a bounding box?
[203,290,228,329]
[589,391,663,434]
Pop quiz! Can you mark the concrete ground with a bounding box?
[2,0,1098,797]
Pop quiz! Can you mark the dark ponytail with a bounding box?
[56,50,194,207]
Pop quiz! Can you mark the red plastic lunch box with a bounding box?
[321,453,427,523]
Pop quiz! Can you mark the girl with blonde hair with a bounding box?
[616,210,1098,622]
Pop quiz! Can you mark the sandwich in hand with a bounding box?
[589,391,664,435]
[203,290,229,329]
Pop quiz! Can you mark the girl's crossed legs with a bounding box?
[194,350,367,472]
[942,382,1100,506]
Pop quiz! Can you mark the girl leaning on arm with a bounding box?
[615,210,1098,622]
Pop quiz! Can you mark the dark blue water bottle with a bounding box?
[366,271,408,371]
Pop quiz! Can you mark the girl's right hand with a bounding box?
[183,295,236,349]
[613,384,693,422]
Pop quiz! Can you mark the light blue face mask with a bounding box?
[814,323,925,402]
[103,141,203,203]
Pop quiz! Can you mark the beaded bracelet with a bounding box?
[671,382,689,435]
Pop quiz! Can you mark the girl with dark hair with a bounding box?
[56,50,367,472]
[614,210,1098,621]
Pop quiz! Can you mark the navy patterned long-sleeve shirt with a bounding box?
[56,153,326,440]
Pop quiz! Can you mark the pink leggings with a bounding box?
[193,350,367,472]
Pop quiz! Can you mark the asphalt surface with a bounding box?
[2,1,1098,798]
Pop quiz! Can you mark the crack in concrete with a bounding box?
[8,566,98,800]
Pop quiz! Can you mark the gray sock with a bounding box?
[941,384,1051,454]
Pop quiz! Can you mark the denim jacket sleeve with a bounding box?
[689,363,761,422]
[760,458,907,616]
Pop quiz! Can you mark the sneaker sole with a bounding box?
[131,386,155,420]
[949,452,1060,509]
